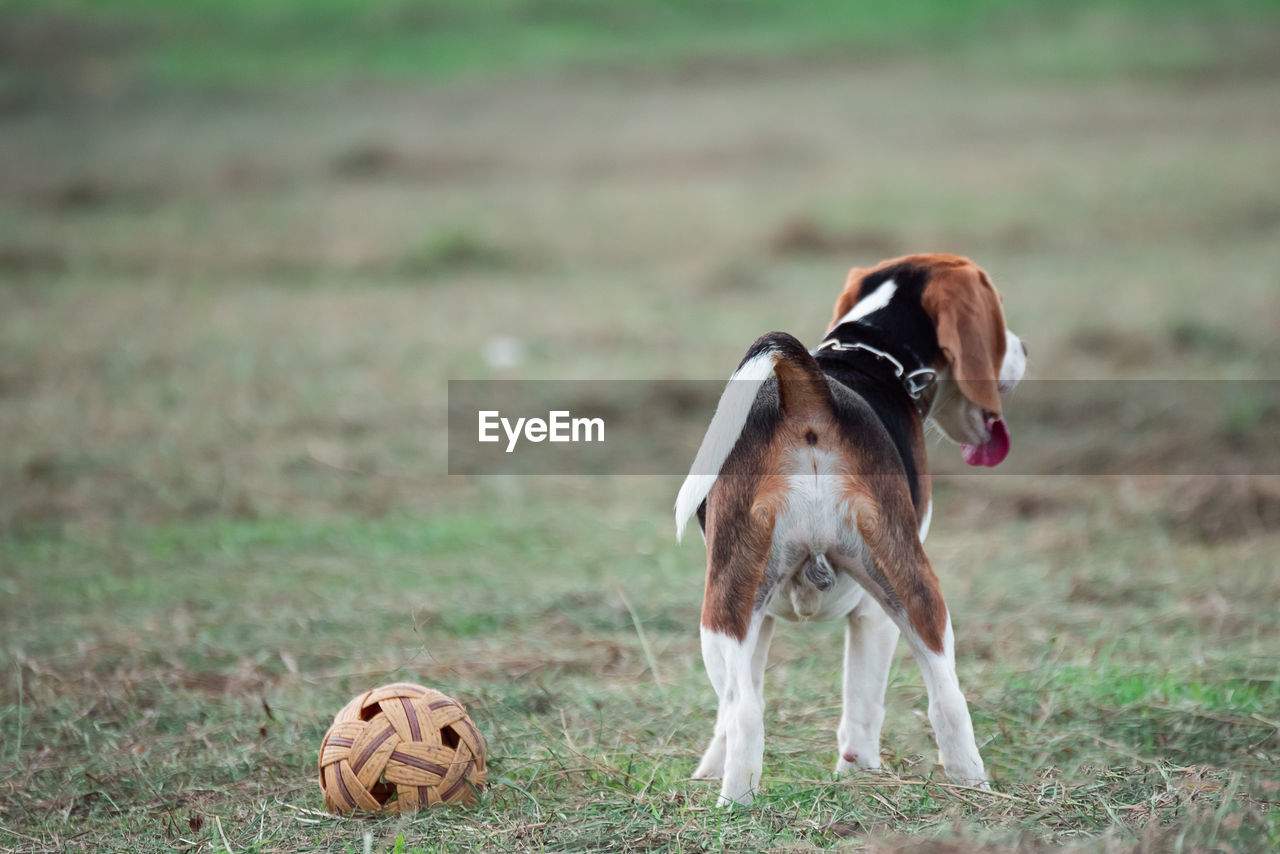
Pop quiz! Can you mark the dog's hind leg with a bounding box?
[696,617,771,807]
[693,615,773,787]
[899,610,987,786]
[835,596,899,775]
[692,474,781,806]
[750,615,775,706]
[835,485,988,787]
[693,626,730,781]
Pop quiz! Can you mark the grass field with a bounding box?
[3,2,1280,851]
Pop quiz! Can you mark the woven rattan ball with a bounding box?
[318,682,487,813]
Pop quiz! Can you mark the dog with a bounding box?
[674,253,1027,806]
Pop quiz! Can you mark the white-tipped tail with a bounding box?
[674,347,780,542]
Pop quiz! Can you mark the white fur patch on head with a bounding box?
[999,329,1026,393]
[832,280,898,330]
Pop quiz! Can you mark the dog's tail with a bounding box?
[674,332,833,541]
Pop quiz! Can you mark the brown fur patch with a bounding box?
[841,475,946,653]
[700,469,784,639]
[700,400,841,638]
[772,355,832,417]
[702,412,945,651]
[919,257,1007,416]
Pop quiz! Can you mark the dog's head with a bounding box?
[831,254,1027,466]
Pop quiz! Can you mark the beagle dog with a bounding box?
[675,254,1026,806]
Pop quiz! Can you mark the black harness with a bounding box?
[812,334,937,418]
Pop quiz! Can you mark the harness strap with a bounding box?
[812,338,937,416]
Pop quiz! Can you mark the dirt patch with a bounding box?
[768,215,1059,260]
[941,484,1071,527]
[1166,319,1250,358]
[0,245,66,274]
[170,667,278,697]
[768,214,901,258]
[1164,475,1280,544]
[862,841,1029,854]
[31,177,160,212]
[1067,576,1161,607]
[1067,327,1165,366]
[1069,321,1258,368]
[217,158,294,192]
[330,143,497,183]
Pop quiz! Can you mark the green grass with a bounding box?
[2,504,1278,851]
[4,0,1280,101]
[3,1,1280,850]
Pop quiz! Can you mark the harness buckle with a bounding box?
[903,368,936,400]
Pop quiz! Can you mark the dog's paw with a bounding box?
[716,767,760,807]
[693,750,726,780]
[942,766,990,790]
[716,787,756,808]
[938,746,987,789]
[834,750,883,776]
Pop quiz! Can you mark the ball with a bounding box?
[318,682,487,813]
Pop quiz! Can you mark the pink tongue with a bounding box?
[962,417,1010,467]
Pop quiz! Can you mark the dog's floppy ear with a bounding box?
[830,266,871,329]
[923,264,1007,417]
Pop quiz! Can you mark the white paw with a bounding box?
[693,745,726,780]
[718,772,759,807]
[941,758,988,788]
[835,749,882,776]
[716,789,755,808]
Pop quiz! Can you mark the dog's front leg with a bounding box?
[835,597,899,775]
